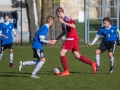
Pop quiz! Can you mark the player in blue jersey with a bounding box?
[18,16,54,78]
[87,17,118,74]
[0,14,19,67]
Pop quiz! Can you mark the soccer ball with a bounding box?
[53,67,62,75]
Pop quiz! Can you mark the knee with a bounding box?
[39,58,46,62]
[59,51,65,56]
[95,50,100,55]
[108,53,113,58]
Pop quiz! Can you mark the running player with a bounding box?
[0,14,19,67]
[19,16,54,78]
[87,17,118,74]
[52,7,96,76]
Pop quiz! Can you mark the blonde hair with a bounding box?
[46,16,54,23]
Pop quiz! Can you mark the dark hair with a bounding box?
[46,16,54,23]
[103,17,110,22]
[3,14,9,18]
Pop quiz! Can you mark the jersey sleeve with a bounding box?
[39,25,48,36]
[68,19,75,24]
[97,29,102,36]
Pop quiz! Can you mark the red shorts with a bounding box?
[61,40,79,51]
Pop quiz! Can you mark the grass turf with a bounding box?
[0,44,120,90]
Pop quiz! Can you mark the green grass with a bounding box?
[0,44,120,90]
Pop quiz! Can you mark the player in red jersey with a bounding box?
[52,7,97,76]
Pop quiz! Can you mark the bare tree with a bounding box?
[41,0,53,39]
[25,0,36,42]
[36,0,42,26]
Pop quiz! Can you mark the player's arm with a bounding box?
[51,31,65,44]
[12,29,19,43]
[87,34,100,46]
[0,30,8,39]
[116,28,120,43]
[59,18,75,28]
[39,35,51,44]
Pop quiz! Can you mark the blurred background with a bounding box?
[0,0,119,45]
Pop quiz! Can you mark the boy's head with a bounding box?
[3,14,9,22]
[56,7,64,18]
[103,17,111,28]
[46,16,54,25]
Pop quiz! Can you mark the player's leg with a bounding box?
[95,41,107,71]
[95,49,101,71]
[108,42,116,74]
[19,49,41,72]
[73,51,96,74]
[72,40,96,74]
[18,60,39,72]
[58,48,70,76]
[31,49,45,78]
[0,51,4,61]
[9,48,15,67]
[0,44,6,61]
[8,43,15,67]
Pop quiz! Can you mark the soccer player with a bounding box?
[0,14,19,67]
[87,17,118,74]
[18,16,54,78]
[52,7,96,76]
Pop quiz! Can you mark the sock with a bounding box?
[95,54,100,66]
[23,60,38,65]
[60,56,68,71]
[0,53,3,60]
[32,61,44,75]
[9,53,13,63]
[110,57,114,66]
[79,55,92,65]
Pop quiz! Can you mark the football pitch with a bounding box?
[0,44,120,90]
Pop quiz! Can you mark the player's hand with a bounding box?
[57,12,61,18]
[51,40,57,44]
[48,40,52,44]
[59,18,64,24]
[87,43,93,47]
[16,37,19,43]
[4,36,8,39]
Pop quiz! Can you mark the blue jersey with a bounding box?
[97,25,117,41]
[32,24,49,50]
[0,22,14,44]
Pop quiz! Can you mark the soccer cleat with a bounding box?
[96,66,100,71]
[10,63,15,68]
[91,62,97,74]
[31,75,40,78]
[19,61,23,72]
[57,70,70,76]
[109,66,114,74]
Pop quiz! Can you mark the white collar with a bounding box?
[105,25,111,29]
[4,21,9,25]
[45,24,49,28]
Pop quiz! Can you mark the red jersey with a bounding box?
[62,16,79,40]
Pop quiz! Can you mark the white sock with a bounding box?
[0,53,3,60]
[23,60,38,65]
[10,53,13,63]
[110,57,114,66]
[95,54,100,66]
[32,61,45,75]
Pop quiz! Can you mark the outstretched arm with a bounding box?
[39,35,52,44]
[87,34,100,46]
[51,31,65,44]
